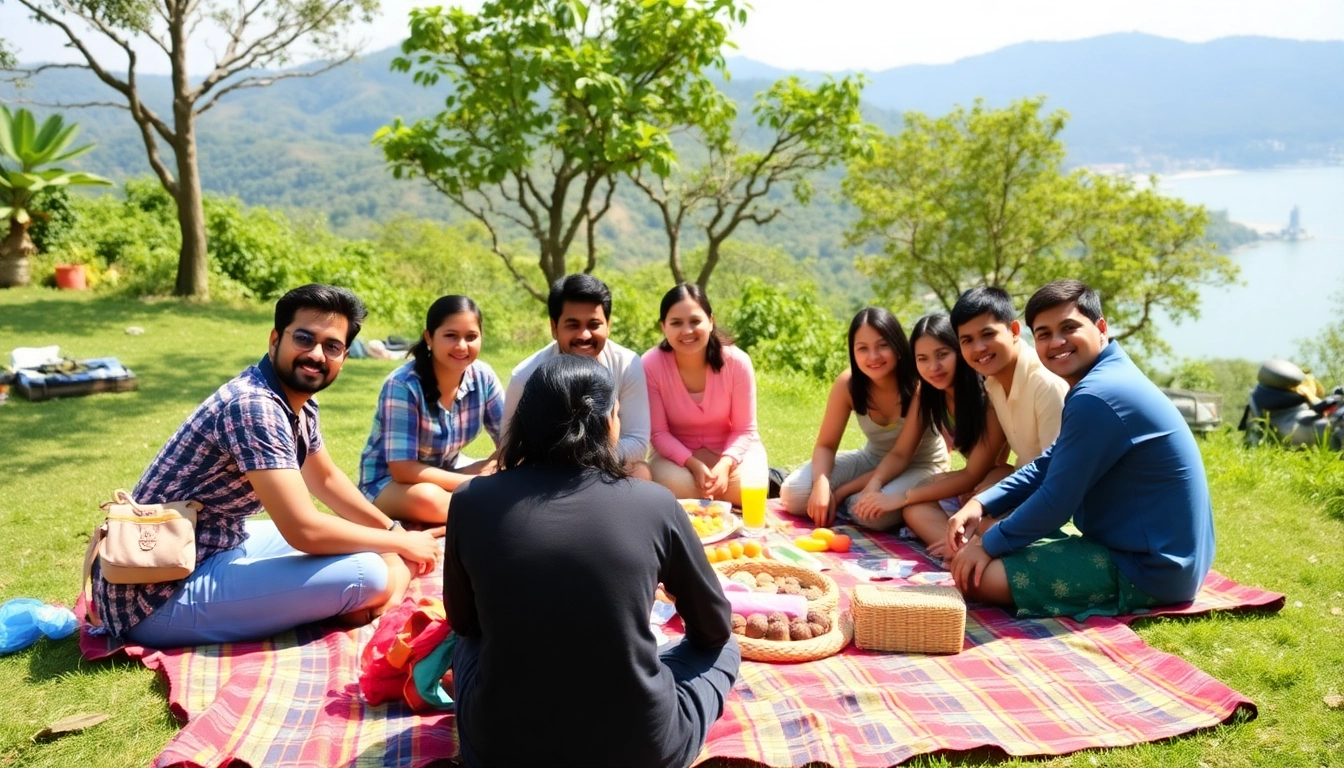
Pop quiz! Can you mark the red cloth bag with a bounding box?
[359,597,455,711]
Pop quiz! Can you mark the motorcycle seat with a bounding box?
[1251,384,1308,412]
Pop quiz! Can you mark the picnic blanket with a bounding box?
[690,502,1283,765]
[81,570,455,768]
[80,501,1283,768]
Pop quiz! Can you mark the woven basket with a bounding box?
[850,584,966,654]
[734,610,853,663]
[714,559,839,613]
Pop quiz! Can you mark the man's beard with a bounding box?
[275,352,335,395]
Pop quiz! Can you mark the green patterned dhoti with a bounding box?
[1000,535,1164,620]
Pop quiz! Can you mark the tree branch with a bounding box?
[196,54,355,115]
[424,176,544,302]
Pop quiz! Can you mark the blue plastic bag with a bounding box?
[0,598,79,654]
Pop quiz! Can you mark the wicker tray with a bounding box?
[714,559,839,613]
[734,610,853,663]
[850,584,966,654]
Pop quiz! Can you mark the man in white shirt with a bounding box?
[951,286,1068,477]
[502,274,653,479]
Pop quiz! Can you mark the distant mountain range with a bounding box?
[726,33,1344,168]
[4,33,1338,241]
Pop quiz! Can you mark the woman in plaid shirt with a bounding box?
[358,295,505,535]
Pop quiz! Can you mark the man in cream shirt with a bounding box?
[951,287,1068,475]
[502,274,652,479]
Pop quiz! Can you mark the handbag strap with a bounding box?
[101,488,148,516]
[81,523,106,628]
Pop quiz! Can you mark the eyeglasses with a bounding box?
[288,328,348,358]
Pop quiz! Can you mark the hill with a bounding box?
[1,33,1316,268]
[728,34,1344,169]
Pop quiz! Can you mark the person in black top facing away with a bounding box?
[444,354,740,768]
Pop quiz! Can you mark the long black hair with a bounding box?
[847,307,918,419]
[409,295,482,412]
[656,283,735,372]
[909,313,988,455]
[499,355,627,480]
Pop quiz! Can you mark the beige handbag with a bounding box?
[96,489,202,583]
[82,490,202,625]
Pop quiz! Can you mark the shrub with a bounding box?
[728,278,847,381]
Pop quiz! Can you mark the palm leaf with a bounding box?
[32,123,82,166]
[58,171,113,186]
[46,142,96,165]
[0,205,13,220]
[33,114,70,154]
[0,107,19,162]
[14,109,37,164]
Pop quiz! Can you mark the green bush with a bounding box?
[728,278,848,380]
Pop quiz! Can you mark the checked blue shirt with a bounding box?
[357,360,504,501]
[93,355,324,637]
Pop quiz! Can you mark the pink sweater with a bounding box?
[641,344,759,467]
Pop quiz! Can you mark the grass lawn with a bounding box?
[1,288,1342,768]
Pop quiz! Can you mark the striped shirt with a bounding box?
[93,355,323,637]
[357,360,504,500]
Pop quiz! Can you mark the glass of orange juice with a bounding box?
[739,449,768,536]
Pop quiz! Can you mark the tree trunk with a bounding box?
[169,14,209,300]
[171,128,209,299]
[0,218,35,288]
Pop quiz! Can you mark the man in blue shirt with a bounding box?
[947,280,1215,619]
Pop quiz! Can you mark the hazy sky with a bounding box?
[2,0,1342,74]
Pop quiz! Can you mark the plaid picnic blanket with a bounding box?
[687,502,1281,766]
[79,501,1283,768]
[81,570,456,768]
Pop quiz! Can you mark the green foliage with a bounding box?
[25,186,76,252]
[0,106,112,287]
[1297,285,1344,388]
[844,98,1240,358]
[377,0,745,296]
[632,73,875,287]
[1204,209,1261,253]
[728,278,847,381]
[371,217,549,347]
[5,291,1343,767]
[1164,358,1218,392]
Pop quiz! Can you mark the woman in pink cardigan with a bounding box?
[642,283,761,505]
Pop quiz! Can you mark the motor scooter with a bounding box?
[1238,359,1344,450]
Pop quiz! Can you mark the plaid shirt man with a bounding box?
[358,360,504,501]
[93,355,322,637]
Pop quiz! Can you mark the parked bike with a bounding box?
[1238,358,1344,450]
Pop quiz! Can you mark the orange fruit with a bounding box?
[742,540,763,558]
[715,545,733,563]
[828,534,852,553]
[794,535,829,552]
[727,541,745,559]
[704,546,719,563]
[811,528,836,542]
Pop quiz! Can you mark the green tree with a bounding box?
[375,0,744,302]
[1298,286,1344,387]
[0,106,111,287]
[844,98,1238,357]
[12,0,379,299]
[630,75,873,288]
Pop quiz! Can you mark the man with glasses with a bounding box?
[90,284,441,648]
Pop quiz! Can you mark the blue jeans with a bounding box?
[125,519,388,647]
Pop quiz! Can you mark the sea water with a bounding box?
[1153,165,1344,363]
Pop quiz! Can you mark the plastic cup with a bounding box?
[739,450,769,536]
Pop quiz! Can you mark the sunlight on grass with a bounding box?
[2,288,1342,767]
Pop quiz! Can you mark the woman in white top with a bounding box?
[780,307,948,530]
